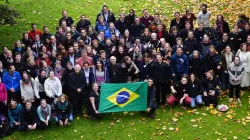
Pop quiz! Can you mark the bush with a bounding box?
[0,5,20,25]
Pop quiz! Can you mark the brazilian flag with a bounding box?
[98,82,148,113]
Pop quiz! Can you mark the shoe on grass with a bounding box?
[228,98,233,103]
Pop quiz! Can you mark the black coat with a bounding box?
[130,23,145,38]
[150,61,171,83]
[194,29,206,43]
[107,63,127,83]
[76,20,91,32]
[229,32,242,52]
[216,40,233,54]
[184,38,199,54]
[20,107,39,126]
[115,19,129,35]
[239,30,250,43]
[188,81,202,98]
[59,16,74,27]
[147,86,156,108]
[68,71,87,94]
[188,55,205,77]
[170,19,185,32]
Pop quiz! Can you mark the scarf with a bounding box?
[23,78,30,84]
[41,105,49,120]
[38,75,46,85]
[58,101,68,112]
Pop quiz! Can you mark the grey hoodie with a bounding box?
[228,61,244,85]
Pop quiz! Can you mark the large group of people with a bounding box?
[0,3,250,137]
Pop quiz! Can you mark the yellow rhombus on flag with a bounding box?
[107,87,140,108]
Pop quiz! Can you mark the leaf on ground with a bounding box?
[38,136,43,139]
[169,127,174,131]
[233,136,238,139]
[110,121,115,126]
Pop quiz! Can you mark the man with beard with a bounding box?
[197,3,211,32]
[68,64,87,116]
[107,56,127,83]
[184,31,199,54]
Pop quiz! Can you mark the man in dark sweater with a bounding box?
[139,9,154,27]
[20,101,38,131]
[59,10,74,27]
[68,64,87,115]
[115,12,129,35]
[76,14,91,32]
[216,33,233,54]
[96,5,116,24]
[107,56,127,83]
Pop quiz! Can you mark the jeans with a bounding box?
[190,95,203,108]
[55,113,73,122]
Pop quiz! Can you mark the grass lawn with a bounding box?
[1,0,250,139]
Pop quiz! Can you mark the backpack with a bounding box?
[0,113,12,138]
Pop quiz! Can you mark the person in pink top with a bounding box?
[76,49,94,68]
[0,77,8,117]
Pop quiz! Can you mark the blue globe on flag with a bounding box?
[116,91,130,104]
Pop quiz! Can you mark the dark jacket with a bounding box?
[189,54,205,77]
[76,20,91,32]
[20,107,39,126]
[147,86,156,108]
[216,40,233,54]
[130,23,145,38]
[201,77,219,95]
[170,53,189,75]
[150,61,171,83]
[229,32,242,52]
[188,81,202,98]
[198,41,212,57]
[221,52,235,71]
[107,63,127,83]
[96,10,116,23]
[178,28,194,41]
[217,21,230,33]
[125,14,136,27]
[59,16,74,27]
[170,19,185,32]
[204,51,221,72]
[40,33,52,44]
[68,71,87,94]
[239,29,250,43]
[115,19,129,35]
[174,83,189,99]
[61,68,74,89]
[184,38,199,54]
[194,28,206,43]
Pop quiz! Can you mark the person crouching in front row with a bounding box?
[168,76,192,106]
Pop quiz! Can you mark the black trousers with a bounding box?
[71,92,88,115]
[229,84,240,98]
[155,82,170,105]
[203,95,218,107]
[0,101,8,117]
[8,91,21,102]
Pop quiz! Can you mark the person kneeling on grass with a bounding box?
[201,71,220,107]
[37,99,52,130]
[20,100,39,131]
[168,76,192,106]
[88,83,101,120]
[55,94,73,126]
[145,78,157,119]
[189,73,203,108]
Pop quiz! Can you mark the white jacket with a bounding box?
[44,77,62,98]
[20,78,39,101]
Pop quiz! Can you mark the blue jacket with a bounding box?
[94,22,109,33]
[104,29,120,39]
[170,53,189,75]
[8,104,22,123]
[2,71,21,92]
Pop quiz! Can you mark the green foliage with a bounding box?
[0,4,19,25]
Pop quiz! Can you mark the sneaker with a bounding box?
[237,98,241,103]
[228,98,233,103]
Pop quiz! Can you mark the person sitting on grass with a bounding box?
[201,71,220,107]
[8,98,22,130]
[188,73,203,108]
[167,76,192,106]
[20,100,39,131]
[145,78,157,119]
[37,99,52,130]
[88,83,101,120]
[55,94,73,126]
